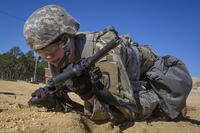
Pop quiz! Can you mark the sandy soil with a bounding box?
[0,79,200,133]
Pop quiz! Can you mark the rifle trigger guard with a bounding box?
[89,67,102,83]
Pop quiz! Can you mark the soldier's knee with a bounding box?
[139,89,159,118]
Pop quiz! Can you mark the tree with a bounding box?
[0,46,47,82]
[9,46,23,59]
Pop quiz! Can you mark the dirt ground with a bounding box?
[0,79,200,133]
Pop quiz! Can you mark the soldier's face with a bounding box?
[36,41,65,66]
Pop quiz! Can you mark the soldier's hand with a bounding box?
[28,87,49,105]
[66,73,93,100]
[28,87,58,110]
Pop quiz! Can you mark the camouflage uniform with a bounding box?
[49,29,192,121]
[24,5,193,123]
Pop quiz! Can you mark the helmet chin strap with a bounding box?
[57,37,71,69]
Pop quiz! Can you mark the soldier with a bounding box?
[23,5,192,123]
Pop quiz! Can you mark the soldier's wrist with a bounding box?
[87,95,95,105]
[77,90,94,100]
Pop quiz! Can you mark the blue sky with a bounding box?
[0,0,199,77]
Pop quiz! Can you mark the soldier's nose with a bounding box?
[46,55,53,60]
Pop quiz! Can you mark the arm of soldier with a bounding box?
[84,80,134,122]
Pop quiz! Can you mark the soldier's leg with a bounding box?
[138,88,160,118]
[121,45,160,119]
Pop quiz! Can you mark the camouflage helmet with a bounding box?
[23,5,80,50]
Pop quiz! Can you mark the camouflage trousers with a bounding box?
[122,45,160,118]
[138,88,160,118]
